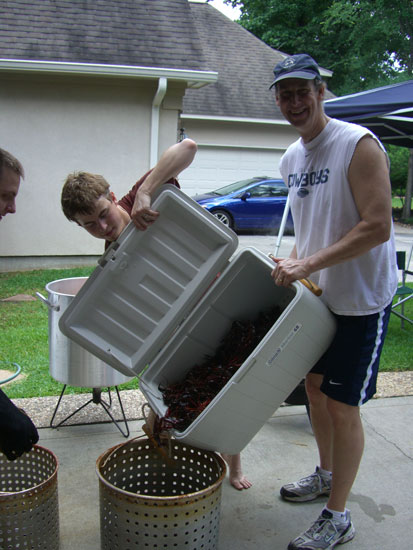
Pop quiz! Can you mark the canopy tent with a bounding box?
[274,80,413,255]
[323,80,413,148]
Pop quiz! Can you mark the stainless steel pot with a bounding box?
[37,277,132,387]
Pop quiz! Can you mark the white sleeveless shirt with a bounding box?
[280,118,398,315]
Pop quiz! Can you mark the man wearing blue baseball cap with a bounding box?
[270,55,397,549]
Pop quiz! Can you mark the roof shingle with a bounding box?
[183,2,286,119]
[0,0,207,70]
[0,1,333,120]
[184,2,334,120]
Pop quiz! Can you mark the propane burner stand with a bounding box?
[50,385,130,437]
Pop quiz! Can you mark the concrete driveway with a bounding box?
[236,221,413,279]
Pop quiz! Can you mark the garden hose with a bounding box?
[0,361,22,385]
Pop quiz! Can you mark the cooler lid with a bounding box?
[59,185,238,377]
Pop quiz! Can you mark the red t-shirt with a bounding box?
[117,170,179,216]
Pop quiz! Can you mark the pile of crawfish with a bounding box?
[158,306,281,433]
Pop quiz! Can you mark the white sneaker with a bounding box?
[280,467,331,502]
[288,509,355,550]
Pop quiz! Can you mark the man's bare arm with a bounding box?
[273,136,392,285]
[131,139,197,229]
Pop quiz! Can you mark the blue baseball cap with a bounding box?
[270,54,321,88]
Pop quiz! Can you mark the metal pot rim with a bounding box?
[45,276,88,297]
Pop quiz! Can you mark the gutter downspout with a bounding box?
[150,77,167,167]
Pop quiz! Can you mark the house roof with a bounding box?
[184,2,333,120]
[184,1,286,120]
[0,0,333,120]
[0,0,207,71]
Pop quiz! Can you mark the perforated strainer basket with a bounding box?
[96,438,226,550]
[0,444,60,550]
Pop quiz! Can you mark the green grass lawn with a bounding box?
[1,268,412,399]
[0,268,139,398]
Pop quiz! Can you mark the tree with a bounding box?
[218,0,413,218]
[221,0,413,96]
[388,145,409,196]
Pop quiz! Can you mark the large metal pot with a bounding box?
[37,277,132,387]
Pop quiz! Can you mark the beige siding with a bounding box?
[178,118,299,195]
[0,75,182,258]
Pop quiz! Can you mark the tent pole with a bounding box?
[274,194,290,256]
[402,149,413,220]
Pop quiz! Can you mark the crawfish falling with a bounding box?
[158,307,281,432]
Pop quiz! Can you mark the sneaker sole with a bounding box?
[336,523,355,547]
[280,488,331,502]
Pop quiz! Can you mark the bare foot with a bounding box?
[221,453,252,490]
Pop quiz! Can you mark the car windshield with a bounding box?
[211,178,267,196]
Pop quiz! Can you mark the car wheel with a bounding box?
[212,209,233,229]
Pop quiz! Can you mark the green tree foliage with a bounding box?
[218,1,413,216]
[387,145,409,198]
[222,0,413,96]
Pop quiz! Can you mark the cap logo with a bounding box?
[282,57,297,69]
[270,54,320,89]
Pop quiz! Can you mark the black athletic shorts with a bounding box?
[310,303,392,406]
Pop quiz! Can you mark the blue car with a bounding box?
[192,176,294,234]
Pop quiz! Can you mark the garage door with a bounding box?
[178,146,284,197]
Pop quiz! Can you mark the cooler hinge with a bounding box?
[98,241,120,267]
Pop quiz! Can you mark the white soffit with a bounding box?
[181,113,291,125]
[0,59,218,88]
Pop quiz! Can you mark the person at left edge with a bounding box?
[0,146,40,460]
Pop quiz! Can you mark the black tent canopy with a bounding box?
[324,80,413,148]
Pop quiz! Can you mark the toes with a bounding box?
[230,476,252,490]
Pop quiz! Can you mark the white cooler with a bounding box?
[59,185,336,454]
